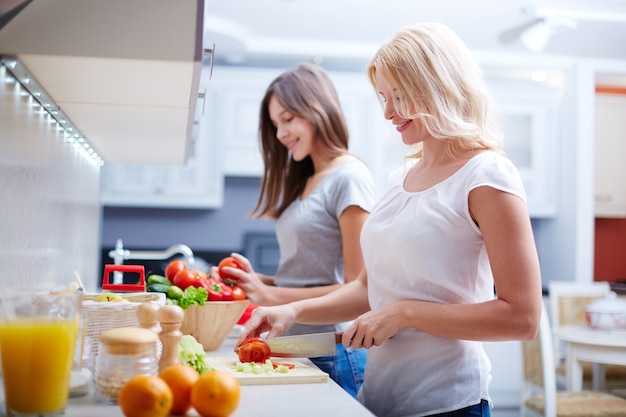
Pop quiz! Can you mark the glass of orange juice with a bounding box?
[0,289,82,416]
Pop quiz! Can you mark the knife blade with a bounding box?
[265,332,343,358]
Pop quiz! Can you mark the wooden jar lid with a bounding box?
[99,327,158,355]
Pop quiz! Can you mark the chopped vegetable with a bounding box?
[178,335,211,374]
[231,359,292,374]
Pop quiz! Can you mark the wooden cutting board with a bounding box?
[206,356,329,385]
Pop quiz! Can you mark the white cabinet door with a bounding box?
[595,93,626,218]
[489,80,560,217]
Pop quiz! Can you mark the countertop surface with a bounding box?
[0,336,375,417]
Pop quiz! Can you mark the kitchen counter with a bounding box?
[0,337,375,417]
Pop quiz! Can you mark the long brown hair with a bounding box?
[251,63,350,220]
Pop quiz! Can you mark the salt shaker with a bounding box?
[157,304,185,373]
[94,327,159,404]
[136,302,161,333]
[136,301,163,357]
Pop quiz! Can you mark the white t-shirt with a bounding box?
[358,151,525,417]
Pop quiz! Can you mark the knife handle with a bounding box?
[335,332,344,344]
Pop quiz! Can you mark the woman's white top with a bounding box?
[358,151,526,417]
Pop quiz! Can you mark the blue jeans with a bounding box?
[309,344,366,398]
[427,400,490,417]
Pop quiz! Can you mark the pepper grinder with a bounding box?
[157,304,185,373]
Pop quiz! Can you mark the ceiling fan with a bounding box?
[500,5,626,53]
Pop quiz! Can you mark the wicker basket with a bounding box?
[80,292,165,372]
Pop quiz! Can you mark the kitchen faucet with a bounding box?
[107,239,195,284]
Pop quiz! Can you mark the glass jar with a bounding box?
[94,326,159,404]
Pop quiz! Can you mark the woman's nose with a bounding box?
[275,125,287,140]
[383,102,395,120]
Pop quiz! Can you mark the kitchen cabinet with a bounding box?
[0,0,205,165]
[100,68,223,209]
[594,92,626,217]
[488,79,560,217]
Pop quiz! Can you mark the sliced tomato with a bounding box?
[272,362,295,369]
[235,337,271,363]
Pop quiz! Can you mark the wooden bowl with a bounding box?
[179,300,249,352]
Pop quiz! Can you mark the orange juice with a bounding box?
[0,317,79,414]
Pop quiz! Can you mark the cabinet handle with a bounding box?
[204,43,215,80]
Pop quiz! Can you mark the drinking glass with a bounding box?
[0,290,82,416]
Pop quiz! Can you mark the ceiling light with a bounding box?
[1,56,104,166]
[519,15,577,53]
[524,6,626,23]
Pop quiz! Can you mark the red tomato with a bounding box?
[231,285,246,301]
[217,257,244,282]
[172,269,198,290]
[165,260,187,281]
[235,337,271,363]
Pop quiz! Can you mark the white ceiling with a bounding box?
[203,0,626,70]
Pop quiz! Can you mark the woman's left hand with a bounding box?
[342,303,405,349]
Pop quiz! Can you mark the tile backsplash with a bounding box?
[0,65,101,291]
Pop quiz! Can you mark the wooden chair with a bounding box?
[521,302,626,417]
[548,281,626,391]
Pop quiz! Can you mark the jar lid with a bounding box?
[99,327,158,355]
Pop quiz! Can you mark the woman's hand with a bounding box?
[237,304,297,346]
[342,302,405,349]
[213,253,274,305]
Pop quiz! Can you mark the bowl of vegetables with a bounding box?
[147,259,250,352]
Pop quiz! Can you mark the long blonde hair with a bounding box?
[366,22,503,159]
[252,63,350,220]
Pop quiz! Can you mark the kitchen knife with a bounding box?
[265,332,343,358]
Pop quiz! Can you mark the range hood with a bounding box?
[0,0,205,165]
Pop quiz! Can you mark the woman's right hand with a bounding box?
[237,304,297,346]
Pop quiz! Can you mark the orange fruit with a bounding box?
[190,370,241,417]
[118,374,173,417]
[159,363,200,415]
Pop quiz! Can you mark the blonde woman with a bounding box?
[237,23,542,417]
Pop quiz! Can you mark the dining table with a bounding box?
[552,324,626,391]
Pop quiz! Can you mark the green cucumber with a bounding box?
[147,274,172,286]
[167,285,184,300]
[147,283,171,293]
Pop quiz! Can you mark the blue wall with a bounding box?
[101,177,276,257]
